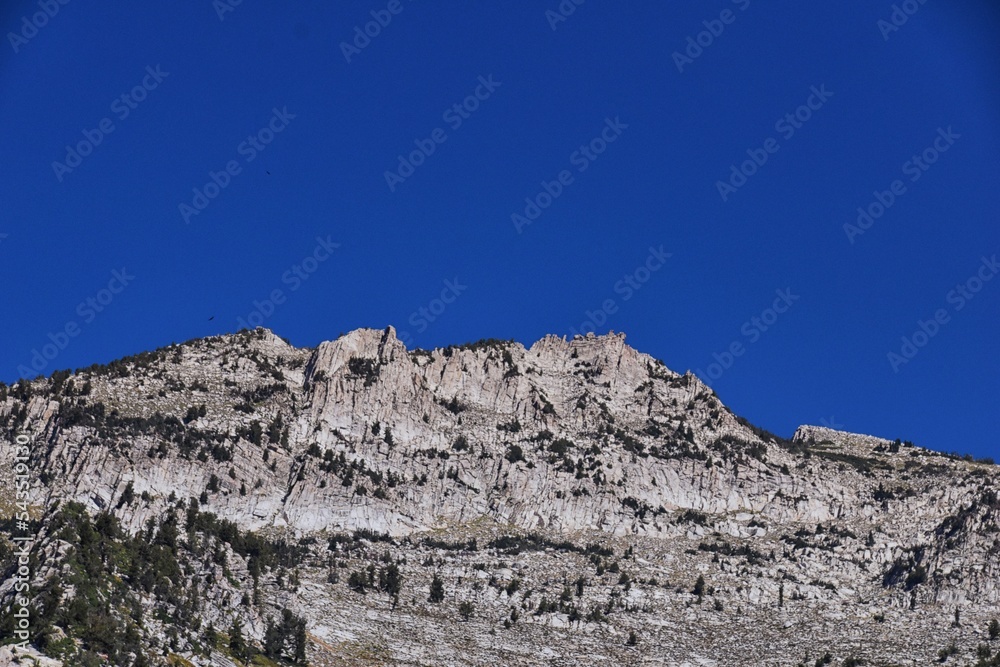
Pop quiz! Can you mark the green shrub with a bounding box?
[937,642,958,662]
[505,444,525,463]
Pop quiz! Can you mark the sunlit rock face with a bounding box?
[2,327,998,666]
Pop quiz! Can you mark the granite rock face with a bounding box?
[1,327,998,666]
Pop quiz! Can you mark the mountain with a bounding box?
[1,327,999,666]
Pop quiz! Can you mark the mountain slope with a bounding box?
[1,327,998,666]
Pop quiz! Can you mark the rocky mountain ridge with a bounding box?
[1,327,998,666]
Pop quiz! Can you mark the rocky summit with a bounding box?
[1,327,999,667]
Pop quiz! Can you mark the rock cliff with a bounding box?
[1,327,997,666]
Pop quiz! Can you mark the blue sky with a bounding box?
[2,1,998,457]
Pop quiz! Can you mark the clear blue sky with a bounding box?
[2,1,998,457]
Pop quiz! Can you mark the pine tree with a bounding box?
[348,570,367,594]
[116,481,135,509]
[249,420,263,445]
[267,414,284,442]
[202,623,217,651]
[263,617,283,659]
[228,618,248,661]
[693,575,706,602]
[379,563,403,597]
[293,617,307,664]
[429,573,445,603]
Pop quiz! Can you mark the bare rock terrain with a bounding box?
[1,327,998,666]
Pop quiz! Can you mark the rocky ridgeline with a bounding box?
[0,327,998,666]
